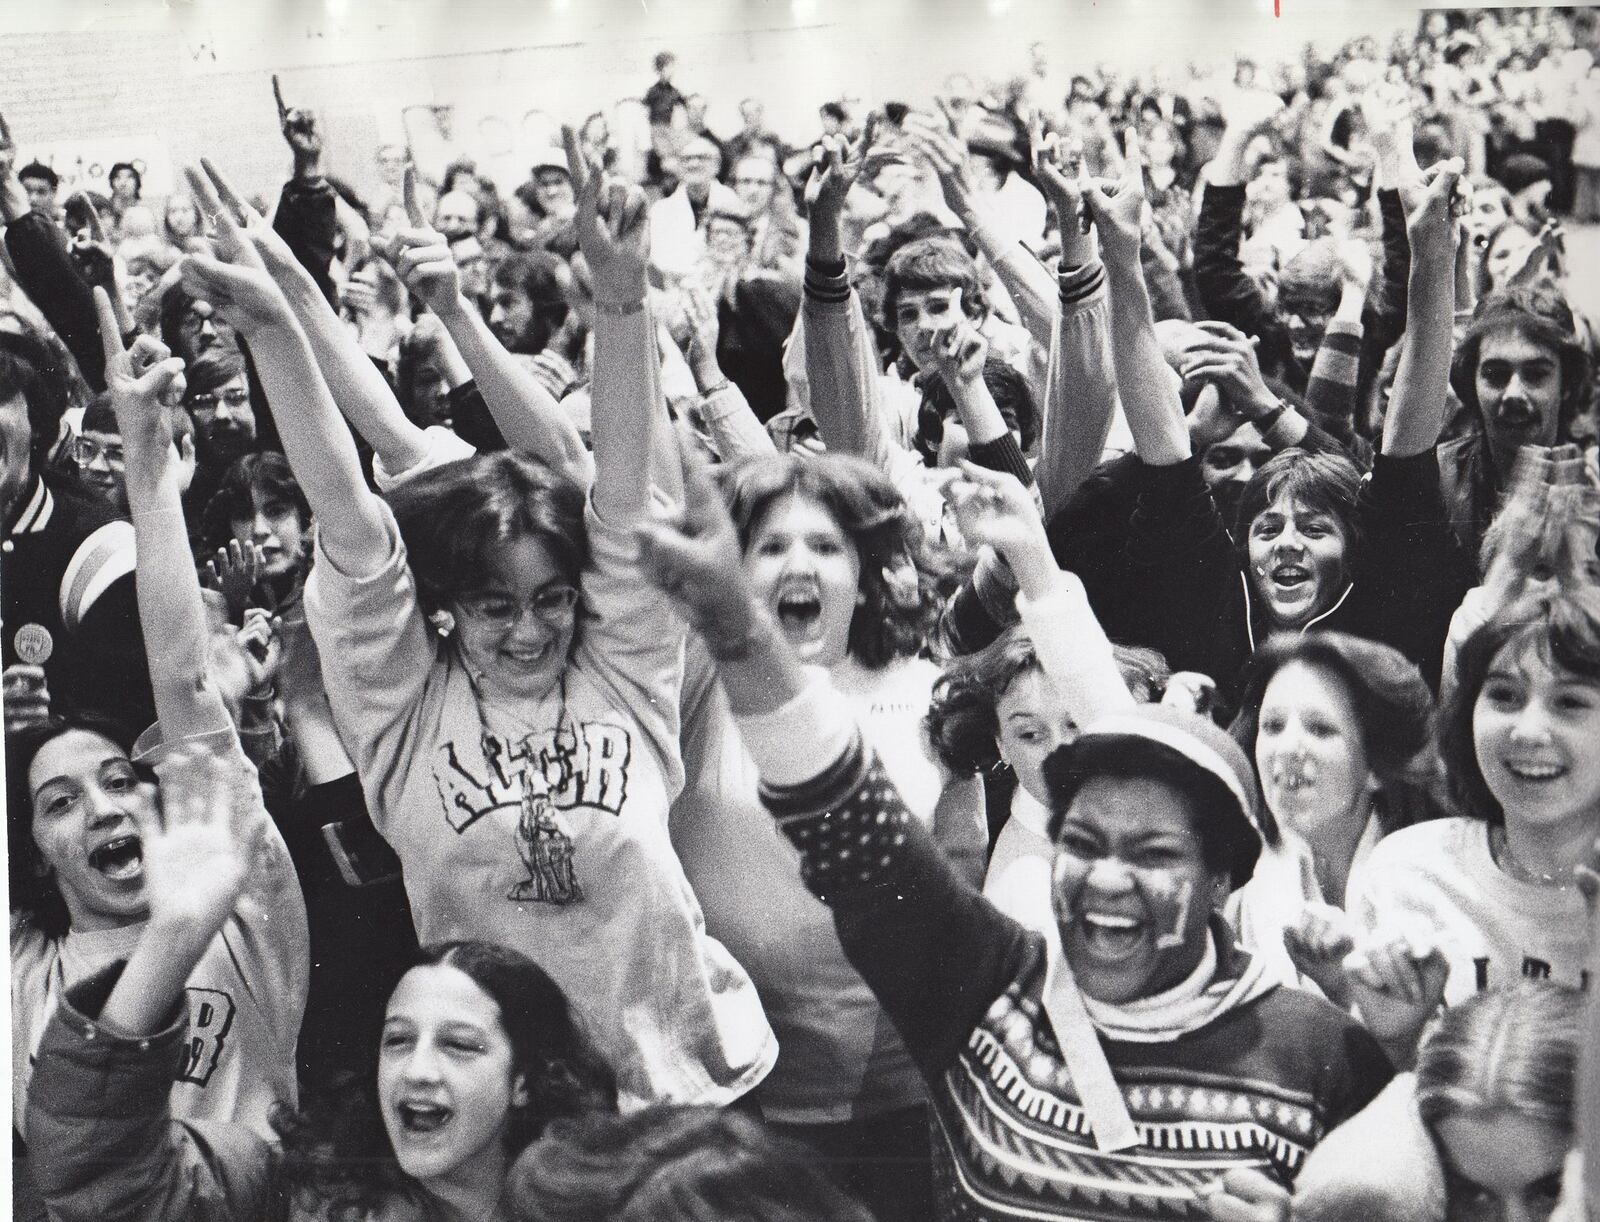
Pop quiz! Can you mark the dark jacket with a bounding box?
[1120,450,1473,694]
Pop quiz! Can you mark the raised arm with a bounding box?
[269,76,338,305]
[180,168,389,579]
[634,444,1029,1075]
[391,167,591,482]
[199,159,435,483]
[801,127,900,467]
[1085,129,1189,467]
[1193,90,1286,335]
[1031,137,1120,516]
[904,106,1058,352]
[92,288,225,739]
[681,281,777,460]
[1382,161,1463,459]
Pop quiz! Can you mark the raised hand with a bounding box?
[1281,901,1357,1006]
[385,166,466,316]
[924,318,988,392]
[633,445,757,652]
[236,606,283,695]
[803,117,879,232]
[901,105,974,213]
[1181,321,1279,422]
[196,158,309,287]
[67,193,118,294]
[1081,127,1146,266]
[1217,87,1287,140]
[204,540,265,623]
[563,123,649,310]
[273,74,323,170]
[1400,157,1463,255]
[178,164,290,333]
[1342,922,1451,1049]
[1032,128,1093,265]
[680,281,722,383]
[95,286,185,457]
[136,741,267,943]
[940,460,1054,586]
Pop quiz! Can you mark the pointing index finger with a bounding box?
[201,158,255,227]
[272,73,289,123]
[402,164,426,229]
[93,286,124,367]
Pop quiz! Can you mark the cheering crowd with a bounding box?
[5,7,1600,1221]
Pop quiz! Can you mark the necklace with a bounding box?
[1492,826,1578,889]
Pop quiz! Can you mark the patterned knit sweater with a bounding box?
[759,729,1394,1222]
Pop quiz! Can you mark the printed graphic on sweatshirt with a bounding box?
[433,719,633,906]
[177,987,236,1086]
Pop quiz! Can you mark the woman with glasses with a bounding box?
[173,151,774,1113]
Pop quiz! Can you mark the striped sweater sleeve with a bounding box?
[1304,318,1364,453]
[743,681,1033,1077]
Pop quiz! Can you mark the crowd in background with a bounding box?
[4,6,1600,1222]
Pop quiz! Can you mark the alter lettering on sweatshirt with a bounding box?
[1473,955,1590,992]
[177,987,236,1087]
[433,720,634,906]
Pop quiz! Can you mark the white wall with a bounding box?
[1,0,1429,204]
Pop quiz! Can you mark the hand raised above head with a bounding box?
[563,123,650,309]
[95,286,185,455]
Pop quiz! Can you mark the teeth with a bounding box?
[400,1103,451,1133]
[89,836,144,879]
[1506,761,1565,780]
[1084,913,1139,929]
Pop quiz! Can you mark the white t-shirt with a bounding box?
[304,500,774,1111]
[12,724,307,1140]
[1349,817,1593,1003]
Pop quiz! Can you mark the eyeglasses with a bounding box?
[188,387,251,412]
[456,586,579,629]
[71,435,124,467]
[733,175,774,187]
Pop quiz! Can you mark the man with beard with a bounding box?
[1439,285,1594,556]
[181,347,258,531]
[488,251,574,358]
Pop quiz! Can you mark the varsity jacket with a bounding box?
[745,710,1393,1222]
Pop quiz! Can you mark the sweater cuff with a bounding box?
[733,673,855,790]
[59,961,186,1039]
[1058,262,1107,306]
[804,256,850,304]
[967,433,1034,487]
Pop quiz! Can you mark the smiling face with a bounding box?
[28,729,157,932]
[892,286,965,374]
[1473,638,1600,839]
[1052,775,1221,1004]
[229,486,308,581]
[1475,326,1563,473]
[1255,661,1375,847]
[1201,421,1273,523]
[1246,492,1351,629]
[379,963,527,1189]
[743,493,861,668]
[450,534,578,705]
[1433,1108,1568,1222]
[996,667,1079,808]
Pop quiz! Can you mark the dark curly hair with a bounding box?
[926,624,1170,775]
[275,940,617,1222]
[6,713,147,939]
[199,451,312,555]
[1229,631,1441,846]
[716,453,941,669]
[510,1104,875,1222]
[1438,588,1600,826]
[383,450,588,618]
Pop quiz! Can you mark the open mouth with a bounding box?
[775,588,823,634]
[88,834,144,881]
[1078,912,1145,960]
[398,1102,452,1135]
[1271,563,1311,592]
